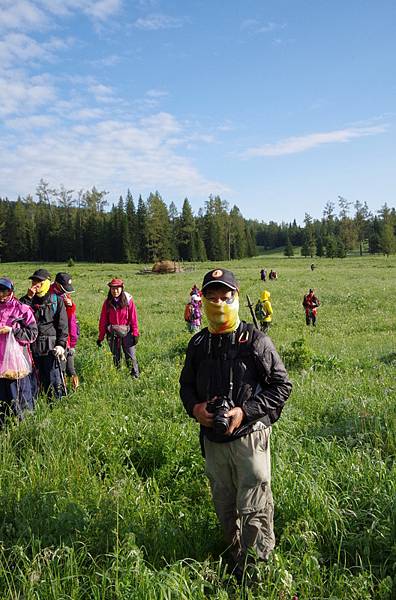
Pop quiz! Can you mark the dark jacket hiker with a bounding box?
[20,269,68,399]
[180,267,292,579]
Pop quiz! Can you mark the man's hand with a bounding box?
[225,407,245,435]
[192,402,214,428]
[27,283,40,298]
[53,345,65,360]
[0,326,12,334]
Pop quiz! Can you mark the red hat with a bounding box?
[108,278,124,287]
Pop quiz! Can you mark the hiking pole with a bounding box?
[56,356,68,396]
[246,295,259,330]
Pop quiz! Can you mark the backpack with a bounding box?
[254,300,267,321]
[34,293,58,317]
[75,318,80,340]
[184,302,193,322]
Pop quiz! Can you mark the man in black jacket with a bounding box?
[180,268,292,580]
[20,268,68,399]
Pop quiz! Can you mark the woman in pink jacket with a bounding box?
[97,278,140,378]
[0,277,38,425]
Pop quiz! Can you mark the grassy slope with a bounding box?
[0,256,394,599]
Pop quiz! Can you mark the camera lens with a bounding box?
[213,414,229,434]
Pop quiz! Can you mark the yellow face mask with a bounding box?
[36,279,51,297]
[202,292,240,334]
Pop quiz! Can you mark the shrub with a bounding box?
[281,338,314,370]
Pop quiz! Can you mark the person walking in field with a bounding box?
[254,290,273,333]
[302,288,320,326]
[51,272,80,390]
[97,278,140,378]
[20,268,68,400]
[0,278,38,425]
[180,268,292,583]
[260,268,267,282]
[184,293,202,333]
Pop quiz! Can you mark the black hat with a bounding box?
[55,272,74,292]
[202,268,239,291]
[29,268,51,281]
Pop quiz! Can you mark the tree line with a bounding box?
[0,182,394,262]
[0,181,256,263]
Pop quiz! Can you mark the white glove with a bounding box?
[53,345,66,360]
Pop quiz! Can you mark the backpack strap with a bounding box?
[50,293,58,315]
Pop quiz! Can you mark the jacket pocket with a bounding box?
[34,335,56,356]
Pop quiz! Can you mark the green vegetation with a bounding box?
[1,183,395,264]
[0,255,395,599]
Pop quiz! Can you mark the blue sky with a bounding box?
[0,0,395,223]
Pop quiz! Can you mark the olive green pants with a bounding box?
[204,427,275,565]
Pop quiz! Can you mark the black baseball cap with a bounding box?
[29,268,51,281]
[202,268,239,291]
[55,272,74,292]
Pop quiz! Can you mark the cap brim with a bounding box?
[202,280,237,291]
[29,275,46,281]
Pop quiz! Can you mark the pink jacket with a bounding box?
[65,302,79,348]
[0,295,38,361]
[98,292,139,341]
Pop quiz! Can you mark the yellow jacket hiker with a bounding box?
[255,290,273,333]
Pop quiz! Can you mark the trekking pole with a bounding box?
[246,295,259,330]
[56,356,68,396]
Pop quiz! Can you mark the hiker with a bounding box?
[20,268,68,399]
[302,288,320,326]
[51,273,80,390]
[310,263,315,271]
[269,269,278,280]
[190,283,202,298]
[180,268,292,582]
[97,278,140,378]
[254,290,273,333]
[0,277,38,426]
[260,268,267,282]
[184,293,202,333]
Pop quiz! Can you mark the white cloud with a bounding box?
[146,88,168,98]
[0,109,229,202]
[0,0,48,31]
[5,114,57,129]
[133,13,186,30]
[243,125,388,158]
[0,72,56,116]
[68,107,104,120]
[0,32,69,67]
[86,0,122,20]
[0,0,122,33]
[241,19,286,34]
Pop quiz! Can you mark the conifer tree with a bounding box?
[125,190,138,261]
[136,195,148,262]
[284,236,294,257]
[178,198,196,261]
[145,192,171,261]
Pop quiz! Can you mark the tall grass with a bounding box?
[0,256,394,598]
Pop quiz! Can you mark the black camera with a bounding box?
[207,396,233,434]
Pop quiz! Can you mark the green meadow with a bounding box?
[0,255,395,599]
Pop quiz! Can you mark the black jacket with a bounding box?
[20,292,68,355]
[180,321,292,443]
